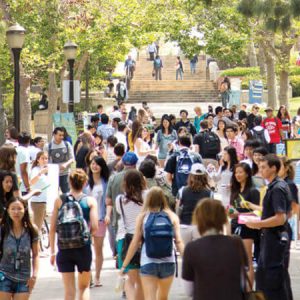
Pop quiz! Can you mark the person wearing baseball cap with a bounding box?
[177,162,212,245]
[261,107,284,153]
[105,151,138,257]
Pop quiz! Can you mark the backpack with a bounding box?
[199,131,220,158]
[119,83,126,98]
[48,140,70,164]
[56,194,90,250]
[251,128,268,149]
[175,149,195,191]
[144,211,174,258]
[154,58,161,68]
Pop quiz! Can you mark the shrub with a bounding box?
[290,75,300,97]
[221,67,260,77]
[289,66,300,76]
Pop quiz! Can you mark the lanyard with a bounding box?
[12,230,23,271]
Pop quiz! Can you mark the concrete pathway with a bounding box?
[31,238,300,300]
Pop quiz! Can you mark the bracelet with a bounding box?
[51,253,56,257]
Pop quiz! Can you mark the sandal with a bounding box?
[94,280,103,287]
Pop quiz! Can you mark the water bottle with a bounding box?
[115,275,127,293]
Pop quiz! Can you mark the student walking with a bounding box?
[121,186,184,300]
[0,197,39,299]
[175,57,183,80]
[153,55,163,80]
[49,169,98,300]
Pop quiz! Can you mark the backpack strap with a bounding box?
[119,195,128,232]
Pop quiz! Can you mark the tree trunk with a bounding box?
[257,43,266,76]
[0,81,7,145]
[19,73,32,133]
[263,48,278,109]
[47,63,59,141]
[278,70,289,107]
[248,38,257,67]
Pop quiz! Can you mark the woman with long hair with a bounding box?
[215,120,229,151]
[30,151,49,237]
[211,146,238,207]
[252,147,268,188]
[115,170,147,300]
[49,169,98,300]
[229,163,260,285]
[156,116,177,167]
[277,105,291,138]
[182,199,246,300]
[121,186,184,300]
[177,163,212,245]
[86,157,109,287]
[0,172,14,219]
[0,197,39,299]
[75,132,94,170]
[0,146,19,198]
[279,157,299,240]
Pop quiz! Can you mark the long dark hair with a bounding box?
[160,115,172,135]
[277,105,290,120]
[0,197,38,253]
[252,147,268,175]
[88,156,110,189]
[230,163,253,205]
[0,172,14,208]
[221,146,238,172]
[122,169,146,205]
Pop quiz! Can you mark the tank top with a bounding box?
[140,213,175,266]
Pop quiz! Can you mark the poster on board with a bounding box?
[285,139,300,161]
[52,112,77,145]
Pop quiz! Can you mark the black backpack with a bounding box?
[251,128,268,149]
[199,131,220,158]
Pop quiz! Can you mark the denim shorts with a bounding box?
[0,273,29,293]
[140,263,175,279]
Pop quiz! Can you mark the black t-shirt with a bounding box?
[238,110,248,121]
[193,131,220,159]
[262,177,292,221]
[178,186,211,225]
[175,120,196,136]
[247,113,256,130]
[232,186,260,214]
[164,149,202,196]
[75,146,90,170]
[285,177,299,204]
[182,235,245,300]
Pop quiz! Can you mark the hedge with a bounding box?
[221,67,260,77]
[290,75,300,97]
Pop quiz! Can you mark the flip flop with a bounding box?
[94,281,103,287]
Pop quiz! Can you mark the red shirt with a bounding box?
[262,117,282,143]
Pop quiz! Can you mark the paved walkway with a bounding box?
[31,238,300,300]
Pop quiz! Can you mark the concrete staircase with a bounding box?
[128,55,220,103]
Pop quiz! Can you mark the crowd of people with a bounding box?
[0,100,298,300]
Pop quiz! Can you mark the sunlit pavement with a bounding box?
[31,238,300,300]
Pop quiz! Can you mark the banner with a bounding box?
[52,112,77,145]
[249,80,263,104]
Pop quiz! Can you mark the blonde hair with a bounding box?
[143,186,170,212]
[194,106,202,113]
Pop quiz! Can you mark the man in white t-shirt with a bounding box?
[16,132,31,195]
[114,121,128,150]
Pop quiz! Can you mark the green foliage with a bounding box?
[290,75,300,97]
[221,67,260,77]
[289,66,300,76]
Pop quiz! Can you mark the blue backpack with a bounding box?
[144,211,174,258]
[175,150,194,191]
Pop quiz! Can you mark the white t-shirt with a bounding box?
[114,131,128,149]
[85,182,104,219]
[29,146,41,161]
[16,146,31,192]
[30,166,48,202]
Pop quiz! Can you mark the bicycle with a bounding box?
[40,218,50,252]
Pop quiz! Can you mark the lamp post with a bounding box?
[64,41,78,113]
[6,24,26,132]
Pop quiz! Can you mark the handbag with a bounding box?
[119,196,141,267]
[234,236,266,300]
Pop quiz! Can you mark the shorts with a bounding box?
[0,273,29,293]
[140,263,175,279]
[94,221,106,238]
[117,239,140,272]
[232,223,259,240]
[56,244,92,273]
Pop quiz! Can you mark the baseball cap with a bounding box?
[264,107,273,112]
[190,163,206,175]
[122,152,138,166]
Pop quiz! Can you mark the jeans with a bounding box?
[0,274,29,293]
[176,68,183,80]
[149,52,155,61]
[140,263,175,279]
[190,62,196,74]
[268,143,277,154]
[59,174,69,193]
